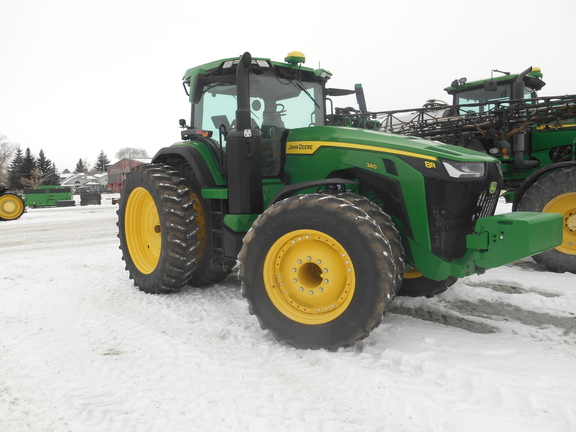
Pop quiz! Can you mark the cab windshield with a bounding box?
[193,70,324,140]
[192,68,324,176]
[455,84,538,114]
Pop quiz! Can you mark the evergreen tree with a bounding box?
[75,158,88,174]
[93,150,111,172]
[37,149,51,180]
[21,147,37,179]
[37,149,60,185]
[7,147,24,189]
[16,147,39,189]
[46,161,60,185]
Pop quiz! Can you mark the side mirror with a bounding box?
[355,84,368,113]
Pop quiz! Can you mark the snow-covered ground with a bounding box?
[1,197,575,432]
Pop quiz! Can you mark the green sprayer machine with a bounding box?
[338,67,576,274]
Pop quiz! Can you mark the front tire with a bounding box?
[517,167,576,273]
[397,268,457,298]
[334,193,405,294]
[239,194,397,350]
[117,164,200,293]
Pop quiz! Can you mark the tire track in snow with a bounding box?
[389,259,576,348]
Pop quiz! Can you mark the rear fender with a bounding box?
[152,143,226,187]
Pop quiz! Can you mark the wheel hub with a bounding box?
[567,213,576,232]
[263,229,355,325]
[3,201,16,212]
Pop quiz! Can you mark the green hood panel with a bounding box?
[286,127,498,163]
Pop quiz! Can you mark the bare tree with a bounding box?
[20,167,46,189]
[115,147,149,160]
[0,134,16,184]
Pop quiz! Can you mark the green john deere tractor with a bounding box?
[117,52,562,349]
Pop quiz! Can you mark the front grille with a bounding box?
[425,163,502,260]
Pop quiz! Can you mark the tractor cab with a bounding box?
[181,52,329,177]
[444,67,546,114]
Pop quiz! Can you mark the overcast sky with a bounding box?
[1,0,575,172]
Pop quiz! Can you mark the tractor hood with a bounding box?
[286,126,498,164]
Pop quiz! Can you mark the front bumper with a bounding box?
[410,211,563,280]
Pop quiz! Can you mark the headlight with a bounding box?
[442,160,485,178]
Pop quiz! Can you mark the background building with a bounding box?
[107,158,151,193]
[60,172,109,193]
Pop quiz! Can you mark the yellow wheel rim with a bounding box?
[0,194,24,220]
[125,187,161,274]
[263,229,356,325]
[543,192,576,255]
[403,268,423,279]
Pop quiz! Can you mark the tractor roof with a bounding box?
[444,68,545,95]
[182,51,332,86]
[182,51,332,104]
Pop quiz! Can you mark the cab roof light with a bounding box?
[222,58,271,69]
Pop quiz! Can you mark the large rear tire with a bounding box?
[117,164,200,293]
[0,193,25,221]
[177,165,236,287]
[517,166,576,273]
[239,194,396,350]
